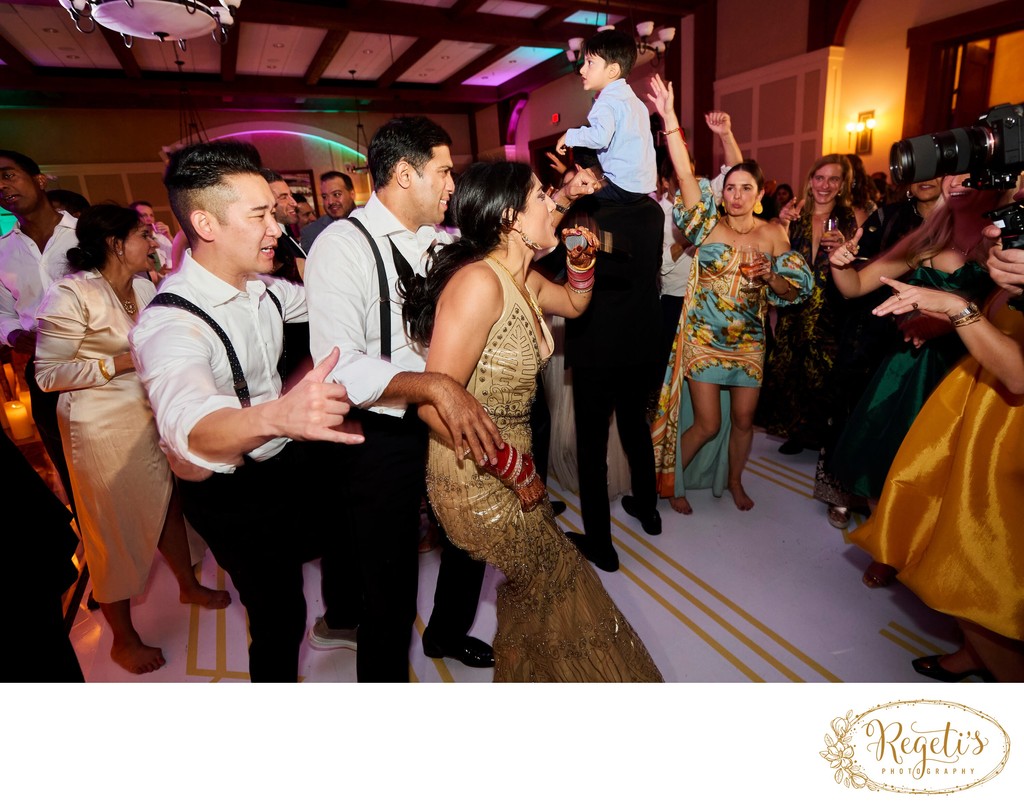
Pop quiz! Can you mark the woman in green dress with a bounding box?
[826,173,1005,587]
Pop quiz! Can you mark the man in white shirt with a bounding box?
[131,140,363,682]
[305,116,502,682]
[128,200,175,272]
[0,149,78,513]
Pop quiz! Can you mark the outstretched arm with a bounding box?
[647,75,699,207]
[705,111,742,167]
[872,280,1024,393]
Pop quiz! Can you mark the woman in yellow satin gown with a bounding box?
[401,161,663,682]
[851,271,1024,682]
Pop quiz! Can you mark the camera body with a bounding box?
[890,103,1023,190]
[890,103,1024,248]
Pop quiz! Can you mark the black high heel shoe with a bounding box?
[912,655,993,683]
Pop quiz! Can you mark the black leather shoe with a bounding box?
[778,438,803,455]
[621,495,662,535]
[565,531,619,572]
[422,633,495,668]
[912,655,993,683]
[550,499,567,517]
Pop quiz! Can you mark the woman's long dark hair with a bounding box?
[66,204,141,272]
[402,160,534,346]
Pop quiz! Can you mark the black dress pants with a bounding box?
[321,410,486,678]
[177,442,324,683]
[572,363,659,543]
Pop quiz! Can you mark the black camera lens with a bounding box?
[890,125,993,184]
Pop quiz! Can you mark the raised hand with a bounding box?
[829,228,863,269]
[562,225,599,269]
[646,74,674,120]
[777,198,804,225]
[704,111,732,135]
[555,133,568,156]
[564,165,602,199]
[546,150,568,177]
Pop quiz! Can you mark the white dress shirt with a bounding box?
[0,210,78,345]
[657,196,694,298]
[304,192,449,417]
[129,252,308,473]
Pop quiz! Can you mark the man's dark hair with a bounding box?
[319,170,353,191]
[127,200,151,211]
[260,169,285,185]
[164,140,263,246]
[292,192,309,204]
[584,29,637,78]
[367,117,452,188]
[47,189,90,217]
[0,150,41,176]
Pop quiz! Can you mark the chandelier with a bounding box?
[565,21,676,65]
[57,0,242,48]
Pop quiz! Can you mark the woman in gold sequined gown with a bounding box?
[401,161,662,682]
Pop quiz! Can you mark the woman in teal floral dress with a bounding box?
[648,75,813,513]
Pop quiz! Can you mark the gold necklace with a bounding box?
[489,255,543,321]
[724,217,756,235]
[121,298,137,316]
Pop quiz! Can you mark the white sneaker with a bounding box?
[307,617,358,651]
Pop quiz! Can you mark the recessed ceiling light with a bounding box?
[440,55,450,60]
[362,49,373,54]
[43,27,59,34]
[419,72,428,77]
[66,54,80,60]
[266,64,278,69]
[509,60,517,64]
[272,42,285,48]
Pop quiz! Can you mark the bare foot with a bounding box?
[728,482,754,511]
[180,584,232,609]
[669,496,692,514]
[110,638,166,675]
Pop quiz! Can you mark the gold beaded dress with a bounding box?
[426,259,663,682]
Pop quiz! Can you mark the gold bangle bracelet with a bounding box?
[948,303,981,328]
[662,127,681,137]
[98,358,113,381]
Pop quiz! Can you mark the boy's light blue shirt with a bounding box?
[564,78,657,194]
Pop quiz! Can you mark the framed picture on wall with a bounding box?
[280,169,320,216]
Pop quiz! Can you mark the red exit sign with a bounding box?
[551,113,560,124]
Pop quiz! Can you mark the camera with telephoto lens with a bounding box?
[890,102,1024,248]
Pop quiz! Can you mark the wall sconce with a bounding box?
[845,110,877,155]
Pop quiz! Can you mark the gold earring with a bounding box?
[753,201,763,215]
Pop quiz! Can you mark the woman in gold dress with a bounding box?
[852,272,1024,682]
[401,161,662,682]
[35,205,230,675]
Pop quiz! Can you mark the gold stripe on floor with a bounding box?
[747,457,816,489]
[415,614,454,683]
[755,455,817,482]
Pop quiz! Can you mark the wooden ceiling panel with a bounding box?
[397,39,493,84]
[322,31,417,81]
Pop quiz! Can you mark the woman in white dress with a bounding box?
[35,205,229,675]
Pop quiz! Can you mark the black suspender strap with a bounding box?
[347,216,393,361]
[150,289,286,408]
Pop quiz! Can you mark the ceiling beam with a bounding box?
[220,20,241,82]
[495,54,574,102]
[304,29,348,85]
[242,0,606,48]
[0,33,34,75]
[98,27,142,79]
[1,69,501,105]
[448,0,488,18]
[443,45,513,90]
[377,39,435,88]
